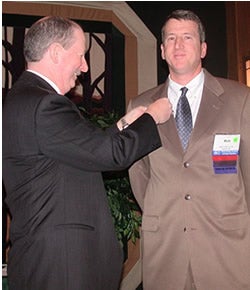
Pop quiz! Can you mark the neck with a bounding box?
[170,66,202,86]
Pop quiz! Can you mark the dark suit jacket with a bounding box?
[128,69,250,290]
[2,71,161,290]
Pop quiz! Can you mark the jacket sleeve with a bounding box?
[36,93,162,172]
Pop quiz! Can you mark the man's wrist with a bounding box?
[121,118,129,130]
[117,118,130,131]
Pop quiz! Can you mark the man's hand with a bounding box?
[145,98,172,124]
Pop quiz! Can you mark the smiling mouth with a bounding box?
[174,53,185,57]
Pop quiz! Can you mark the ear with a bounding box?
[160,43,166,60]
[48,43,63,64]
[201,42,207,59]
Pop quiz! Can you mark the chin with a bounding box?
[70,80,77,88]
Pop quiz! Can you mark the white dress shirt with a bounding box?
[168,69,205,127]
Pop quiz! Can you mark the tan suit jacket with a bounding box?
[128,69,250,290]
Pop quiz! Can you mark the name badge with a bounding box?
[212,134,240,174]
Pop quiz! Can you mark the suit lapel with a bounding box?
[190,86,224,146]
[154,70,225,155]
[159,115,183,153]
[189,71,225,148]
[151,80,184,153]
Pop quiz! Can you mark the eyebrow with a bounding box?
[166,31,196,38]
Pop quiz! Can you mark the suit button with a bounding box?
[184,162,190,168]
[185,194,191,200]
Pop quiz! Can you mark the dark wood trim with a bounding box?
[226,2,250,84]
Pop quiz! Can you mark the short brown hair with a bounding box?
[161,10,206,43]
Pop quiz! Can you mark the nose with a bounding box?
[175,37,183,48]
[80,57,88,73]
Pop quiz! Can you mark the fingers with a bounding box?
[146,98,172,124]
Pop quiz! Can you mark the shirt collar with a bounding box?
[168,69,205,97]
[27,69,62,94]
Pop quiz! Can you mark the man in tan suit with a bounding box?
[128,10,250,290]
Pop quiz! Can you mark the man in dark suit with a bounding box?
[128,9,250,290]
[2,16,172,290]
